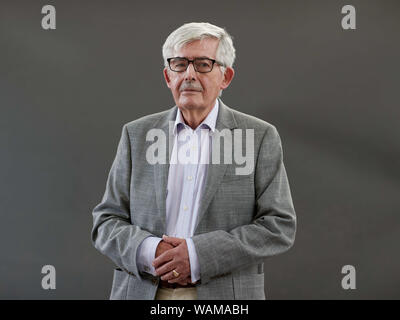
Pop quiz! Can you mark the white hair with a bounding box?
[162,22,236,72]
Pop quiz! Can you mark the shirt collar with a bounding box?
[173,99,219,135]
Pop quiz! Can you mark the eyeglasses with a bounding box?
[167,57,225,73]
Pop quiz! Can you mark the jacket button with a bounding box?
[152,278,158,285]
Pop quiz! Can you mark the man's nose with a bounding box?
[184,62,197,80]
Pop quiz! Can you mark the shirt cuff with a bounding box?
[136,236,162,276]
[186,238,201,283]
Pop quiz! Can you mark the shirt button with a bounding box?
[183,205,188,211]
[187,176,192,181]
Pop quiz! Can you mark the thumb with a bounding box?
[163,235,183,246]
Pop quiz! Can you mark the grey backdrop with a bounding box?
[1,0,399,299]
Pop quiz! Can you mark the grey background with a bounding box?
[1,0,399,299]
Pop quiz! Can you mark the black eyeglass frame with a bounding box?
[167,57,226,73]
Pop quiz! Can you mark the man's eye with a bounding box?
[196,61,211,68]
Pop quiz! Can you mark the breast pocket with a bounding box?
[217,173,254,210]
[221,168,253,183]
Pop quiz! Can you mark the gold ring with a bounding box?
[172,270,180,278]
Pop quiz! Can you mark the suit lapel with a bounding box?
[195,100,238,231]
[153,106,177,232]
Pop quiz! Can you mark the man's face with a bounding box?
[163,38,234,112]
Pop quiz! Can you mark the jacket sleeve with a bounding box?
[192,125,297,284]
[91,124,154,279]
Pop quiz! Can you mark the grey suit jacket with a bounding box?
[91,100,296,300]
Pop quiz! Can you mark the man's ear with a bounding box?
[220,67,235,90]
[163,68,172,88]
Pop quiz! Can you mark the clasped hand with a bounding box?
[152,235,193,285]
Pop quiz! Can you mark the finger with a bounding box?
[167,263,190,283]
[155,260,175,277]
[163,269,188,283]
[160,269,178,282]
[152,249,174,269]
[162,235,182,246]
[168,272,190,284]
[164,264,189,283]
[162,235,183,246]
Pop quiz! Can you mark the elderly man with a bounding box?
[91,22,296,300]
